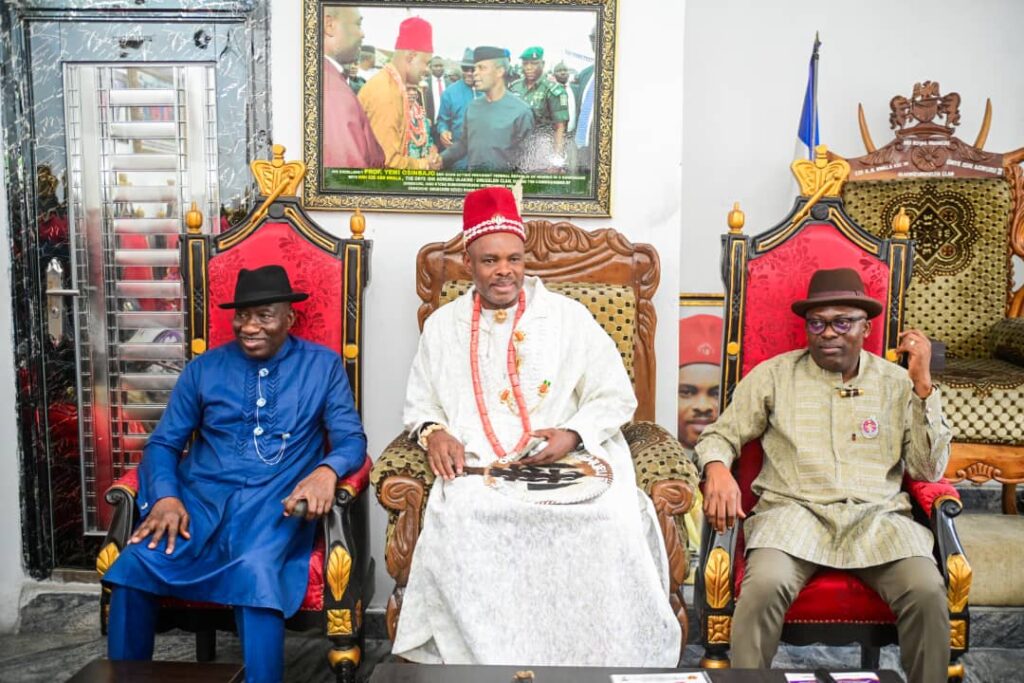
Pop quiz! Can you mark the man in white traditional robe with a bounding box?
[392,186,682,666]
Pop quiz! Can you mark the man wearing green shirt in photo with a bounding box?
[509,46,570,173]
[441,46,534,173]
[695,268,952,683]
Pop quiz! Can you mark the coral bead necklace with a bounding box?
[470,289,531,462]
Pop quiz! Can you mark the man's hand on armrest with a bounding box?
[283,465,338,521]
[129,497,190,554]
[702,461,746,534]
[426,429,465,481]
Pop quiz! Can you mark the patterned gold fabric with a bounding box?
[370,432,434,550]
[439,280,636,379]
[842,179,1014,360]
[624,421,699,550]
[624,421,699,495]
[989,318,1024,366]
[936,358,1024,444]
[371,421,698,560]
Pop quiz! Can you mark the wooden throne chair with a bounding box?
[95,146,375,683]
[369,222,699,656]
[695,147,971,681]
[839,81,1024,516]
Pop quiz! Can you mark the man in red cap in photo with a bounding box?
[677,313,723,564]
[678,314,723,453]
[358,17,442,170]
[321,5,384,169]
[696,267,951,682]
[391,186,689,666]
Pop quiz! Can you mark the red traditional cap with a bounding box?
[679,314,723,366]
[462,186,526,246]
[394,17,433,53]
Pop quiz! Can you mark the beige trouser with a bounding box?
[732,548,949,683]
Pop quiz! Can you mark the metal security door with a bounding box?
[61,63,218,533]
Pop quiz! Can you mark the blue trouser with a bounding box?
[107,585,285,683]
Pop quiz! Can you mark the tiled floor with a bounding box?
[2,588,1022,682]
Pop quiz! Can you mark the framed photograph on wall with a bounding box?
[301,0,616,216]
[677,293,725,454]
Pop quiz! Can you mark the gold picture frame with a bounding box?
[301,0,617,216]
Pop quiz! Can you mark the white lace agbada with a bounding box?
[392,277,681,666]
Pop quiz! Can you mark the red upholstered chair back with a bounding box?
[206,221,344,354]
[733,222,895,512]
[180,194,369,411]
[720,198,913,524]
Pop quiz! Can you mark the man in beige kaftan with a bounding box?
[696,267,953,683]
[391,186,685,666]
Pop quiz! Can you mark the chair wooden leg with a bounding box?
[1002,483,1019,515]
[196,630,216,662]
[860,644,880,670]
[327,644,360,683]
[700,646,730,669]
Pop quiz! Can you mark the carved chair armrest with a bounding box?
[322,454,376,625]
[903,475,959,519]
[695,520,740,652]
[930,493,971,657]
[100,470,141,555]
[622,421,699,496]
[335,455,372,504]
[622,420,698,641]
[370,432,434,588]
[370,432,435,493]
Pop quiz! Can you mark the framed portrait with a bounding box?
[301,0,616,216]
[677,293,725,452]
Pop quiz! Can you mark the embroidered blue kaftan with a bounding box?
[103,336,366,616]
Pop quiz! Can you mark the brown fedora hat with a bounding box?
[790,268,883,318]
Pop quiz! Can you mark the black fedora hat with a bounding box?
[790,267,883,318]
[218,265,308,309]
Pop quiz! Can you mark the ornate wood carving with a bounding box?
[326,645,361,669]
[1006,163,1024,261]
[650,480,694,592]
[703,547,732,610]
[95,542,119,577]
[415,220,661,421]
[845,82,1007,181]
[385,589,404,642]
[327,608,353,636]
[946,554,972,614]
[327,546,352,603]
[379,476,426,586]
[706,615,732,644]
[947,443,1024,485]
[950,619,967,650]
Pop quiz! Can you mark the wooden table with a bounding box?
[68,658,244,682]
[368,663,903,682]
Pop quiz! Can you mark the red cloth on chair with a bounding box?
[207,222,344,353]
[741,223,889,376]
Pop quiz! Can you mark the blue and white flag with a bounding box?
[796,34,821,159]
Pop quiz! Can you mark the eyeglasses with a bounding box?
[805,316,867,335]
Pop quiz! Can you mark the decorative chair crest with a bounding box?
[849,81,1017,180]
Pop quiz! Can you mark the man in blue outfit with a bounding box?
[103,265,367,682]
[440,46,534,172]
